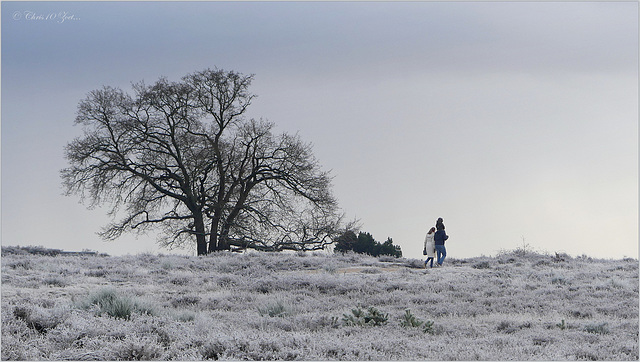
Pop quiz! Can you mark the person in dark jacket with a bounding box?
[434,224,448,266]
[436,217,445,231]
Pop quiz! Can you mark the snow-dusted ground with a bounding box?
[1,248,637,360]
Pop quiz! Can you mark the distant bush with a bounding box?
[1,245,62,256]
[334,231,402,258]
[1,245,107,257]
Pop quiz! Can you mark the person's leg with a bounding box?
[435,245,446,265]
[426,257,433,268]
[439,246,447,265]
[435,246,442,265]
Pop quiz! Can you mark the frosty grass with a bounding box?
[1,248,638,360]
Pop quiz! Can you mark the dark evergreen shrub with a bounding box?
[334,231,402,257]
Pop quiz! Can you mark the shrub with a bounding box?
[13,307,48,333]
[113,338,163,360]
[400,309,423,328]
[585,323,609,335]
[342,306,388,327]
[201,341,227,360]
[334,231,402,258]
[472,261,492,269]
[7,259,32,270]
[171,295,201,308]
[497,321,517,334]
[82,289,153,320]
[44,276,68,287]
[1,245,62,256]
[258,301,291,318]
[404,259,425,269]
[85,269,108,277]
[174,311,196,322]
[12,306,67,334]
[552,277,568,285]
[400,310,435,334]
[170,276,190,286]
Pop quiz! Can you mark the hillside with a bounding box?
[1,248,638,360]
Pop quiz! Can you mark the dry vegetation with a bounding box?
[1,247,638,360]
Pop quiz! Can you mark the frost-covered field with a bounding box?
[1,248,638,360]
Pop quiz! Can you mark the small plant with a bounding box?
[322,264,338,274]
[401,309,423,328]
[201,341,226,360]
[114,339,162,360]
[422,320,435,334]
[556,319,566,330]
[330,316,340,328]
[552,277,567,285]
[8,260,32,270]
[172,310,197,322]
[342,306,388,327]
[44,276,67,287]
[584,323,609,335]
[472,261,492,269]
[400,310,435,334]
[13,307,46,333]
[497,320,514,333]
[258,301,290,317]
[82,288,153,320]
[171,295,201,308]
[342,307,364,326]
[514,236,532,257]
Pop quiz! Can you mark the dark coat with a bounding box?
[434,230,449,245]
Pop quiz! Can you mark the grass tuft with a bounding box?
[81,288,153,320]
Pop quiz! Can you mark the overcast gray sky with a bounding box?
[2,1,638,259]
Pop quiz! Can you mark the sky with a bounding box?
[1,1,638,259]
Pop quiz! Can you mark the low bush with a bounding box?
[334,231,402,258]
[400,309,435,334]
[80,289,153,320]
[113,338,163,360]
[342,306,388,327]
[258,301,291,318]
[584,322,609,335]
[472,261,492,269]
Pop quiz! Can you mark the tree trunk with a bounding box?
[208,218,218,253]
[193,213,208,256]
[196,234,207,256]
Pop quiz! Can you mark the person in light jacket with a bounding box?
[434,227,449,266]
[423,227,436,268]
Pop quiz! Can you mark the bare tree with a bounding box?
[61,68,347,255]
